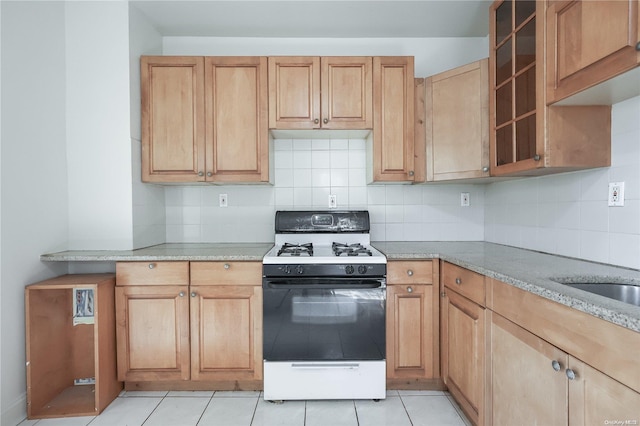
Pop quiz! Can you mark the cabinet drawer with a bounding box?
[442,262,485,306]
[116,261,189,286]
[388,261,433,285]
[190,261,262,286]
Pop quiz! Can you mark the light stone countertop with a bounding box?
[373,241,640,333]
[41,241,640,333]
[40,243,274,262]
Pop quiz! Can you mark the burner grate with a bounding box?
[277,243,314,257]
[332,242,373,257]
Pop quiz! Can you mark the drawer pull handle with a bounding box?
[148,263,156,269]
[551,360,561,372]
[224,263,230,270]
[407,270,414,277]
[455,278,462,285]
[566,368,577,380]
[407,286,413,293]
[179,291,185,297]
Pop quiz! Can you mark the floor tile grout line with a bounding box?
[194,394,216,426]
[140,392,168,425]
[248,394,261,426]
[397,394,415,426]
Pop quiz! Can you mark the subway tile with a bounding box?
[554,228,581,259]
[275,168,294,187]
[293,187,313,207]
[609,200,640,234]
[181,187,202,207]
[292,169,312,188]
[312,169,331,187]
[580,230,610,264]
[348,187,368,206]
[331,169,350,187]
[385,186,404,205]
[274,150,294,169]
[367,186,386,205]
[348,150,367,168]
[292,139,312,150]
[274,139,293,151]
[331,150,350,169]
[580,169,610,201]
[312,151,331,168]
[292,151,312,169]
[349,139,366,150]
[312,187,331,207]
[611,96,640,135]
[580,201,609,232]
[609,233,640,269]
[403,205,422,223]
[312,139,332,150]
[275,188,294,206]
[385,205,404,223]
[348,168,367,187]
[611,130,640,167]
[385,223,404,240]
[403,223,424,241]
[331,139,350,150]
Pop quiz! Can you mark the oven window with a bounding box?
[263,287,386,361]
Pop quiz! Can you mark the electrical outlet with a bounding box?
[608,182,625,207]
[461,192,470,207]
[329,194,337,209]
[219,194,228,208]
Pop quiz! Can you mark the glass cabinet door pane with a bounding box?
[496,124,513,166]
[496,82,513,126]
[515,1,536,28]
[496,38,513,85]
[515,19,536,72]
[515,66,536,117]
[496,1,513,45]
[516,115,536,161]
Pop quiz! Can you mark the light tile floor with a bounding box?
[18,390,471,426]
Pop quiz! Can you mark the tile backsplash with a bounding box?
[165,138,485,243]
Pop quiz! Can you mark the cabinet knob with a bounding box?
[455,278,462,285]
[566,368,577,380]
[482,166,490,173]
[323,118,328,124]
[198,171,204,176]
[191,292,197,298]
[551,360,561,372]
[407,286,413,293]
[408,170,415,177]
[314,118,319,124]
[148,263,155,269]
[224,263,230,270]
[441,292,446,298]
[636,41,640,51]
[533,154,541,161]
[207,172,212,177]
[179,291,185,297]
[406,269,414,277]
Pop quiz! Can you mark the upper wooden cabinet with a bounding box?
[489,0,612,176]
[546,0,640,104]
[268,56,372,130]
[424,59,490,182]
[141,56,270,183]
[370,56,415,182]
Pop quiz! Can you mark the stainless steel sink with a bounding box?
[560,282,640,307]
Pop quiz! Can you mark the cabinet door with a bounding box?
[141,56,205,182]
[426,59,490,181]
[204,57,269,183]
[321,57,372,129]
[372,56,415,182]
[386,284,434,380]
[268,57,321,129]
[115,285,190,381]
[442,290,485,425]
[546,0,640,103]
[490,313,568,426]
[190,286,262,381]
[568,357,640,426]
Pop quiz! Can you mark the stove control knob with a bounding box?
[283,265,291,274]
[358,265,368,275]
[345,265,355,275]
[295,265,304,275]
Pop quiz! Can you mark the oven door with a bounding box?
[262,278,386,362]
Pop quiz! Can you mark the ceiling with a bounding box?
[130,1,492,38]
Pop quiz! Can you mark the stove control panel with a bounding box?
[264,263,385,277]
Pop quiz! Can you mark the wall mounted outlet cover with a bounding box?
[608,182,624,207]
[461,192,470,207]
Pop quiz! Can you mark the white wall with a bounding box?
[65,1,134,250]
[129,4,165,249]
[485,96,640,269]
[162,36,489,78]
[1,2,69,424]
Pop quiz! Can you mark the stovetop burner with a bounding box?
[277,243,313,257]
[332,242,373,257]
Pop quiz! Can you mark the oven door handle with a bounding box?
[264,280,385,290]
[291,362,360,370]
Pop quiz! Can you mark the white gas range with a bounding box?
[262,211,387,401]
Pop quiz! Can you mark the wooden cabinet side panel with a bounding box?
[141,56,205,182]
[490,313,568,426]
[205,57,269,182]
[373,57,415,181]
[116,286,190,381]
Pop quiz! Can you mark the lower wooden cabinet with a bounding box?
[115,261,262,387]
[386,260,440,387]
[491,312,640,425]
